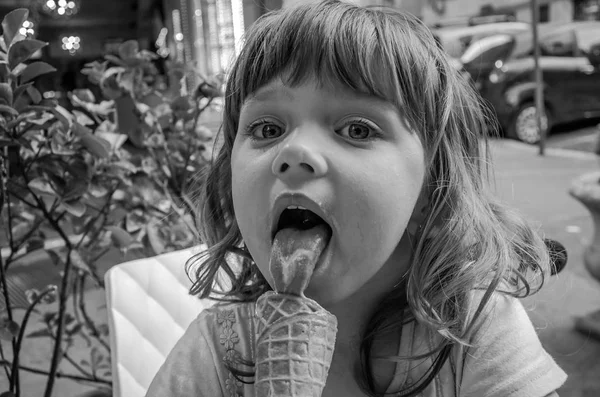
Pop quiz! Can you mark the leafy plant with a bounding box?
[0,8,219,397]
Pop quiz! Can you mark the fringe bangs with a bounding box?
[225,0,450,151]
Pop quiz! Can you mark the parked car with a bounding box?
[432,21,530,61]
[459,23,560,91]
[476,21,600,143]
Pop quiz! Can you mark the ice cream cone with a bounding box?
[254,291,337,397]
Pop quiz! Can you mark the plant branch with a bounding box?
[23,145,45,175]
[77,274,110,353]
[76,192,114,250]
[0,232,17,386]
[9,285,57,394]
[63,350,95,379]
[3,216,47,270]
[89,247,110,265]
[0,361,111,385]
[7,187,38,209]
[0,310,11,381]
[43,248,72,397]
[6,185,15,253]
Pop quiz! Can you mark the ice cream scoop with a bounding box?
[268,224,330,296]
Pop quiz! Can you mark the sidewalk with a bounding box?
[490,139,600,397]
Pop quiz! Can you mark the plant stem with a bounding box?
[63,351,94,379]
[6,187,37,209]
[3,216,46,271]
[77,274,110,353]
[0,337,11,381]
[43,248,72,397]
[10,286,57,395]
[0,224,16,384]
[0,361,111,385]
[18,178,75,397]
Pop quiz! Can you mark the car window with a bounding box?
[576,25,600,55]
[509,31,534,59]
[461,34,514,65]
[540,29,577,57]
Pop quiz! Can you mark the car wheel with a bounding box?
[509,102,550,144]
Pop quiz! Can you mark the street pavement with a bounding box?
[491,138,600,397]
[546,122,600,154]
[7,135,600,396]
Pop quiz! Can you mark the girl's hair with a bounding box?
[187,1,552,395]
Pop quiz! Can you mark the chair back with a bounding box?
[105,246,214,397]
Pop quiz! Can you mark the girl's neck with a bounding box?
[325,239,413,347]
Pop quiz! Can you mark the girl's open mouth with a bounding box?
[271,207,333,270]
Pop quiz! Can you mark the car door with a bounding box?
[573,24,600,117]
[538,28,581,122]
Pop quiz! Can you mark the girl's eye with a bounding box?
[245,120,284,140]
[338,119,379,141]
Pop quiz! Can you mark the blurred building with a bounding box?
[0,0,161,97]
[163,0,286,77]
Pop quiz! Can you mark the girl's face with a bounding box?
[231,78,426,306]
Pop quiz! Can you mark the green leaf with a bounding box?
[1,8,29,48]
[72,110,94,126]
[76,388,112,397]
[91,346,103,367]
[0,320,19,341]
[106,226,134,248]
[71,88,95,103]
[65,322,83,336]
[0,61,9,81]
[26,328,53,338]
[96,131,127,152]
[89,183,108,198]
[26,85,41,104]
[8,39,47,70]
[80,133,111,159]
[25,237,45,253]
[69,250,94,275]
[11,62,26,76]
[13,81,33,102]
[28,177,58,198]
[146,223,165,255]
[104,54,126,67]
[49,105,72,129]
[46,249,63,266]
[72,121,93,136]
[0,104,17,116]
[60,200,86,217]
[19,61,56,83]
[118,40,139,60]
[0,82,12,105]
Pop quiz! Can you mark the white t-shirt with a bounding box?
[146,291,567,396]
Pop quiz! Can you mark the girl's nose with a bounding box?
[271,141,328,183]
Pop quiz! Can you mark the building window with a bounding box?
[195,0,244,75]
[539,4,550,22]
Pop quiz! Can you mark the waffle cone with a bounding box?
[254,291,338,397]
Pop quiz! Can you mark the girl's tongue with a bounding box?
[269,224,331,296]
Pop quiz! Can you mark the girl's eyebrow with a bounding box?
[244,85,295,106]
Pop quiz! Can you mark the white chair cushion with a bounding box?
[105,246,216,397]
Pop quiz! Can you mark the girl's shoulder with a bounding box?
[198,299,256,325]
[452,289,567,396]
[195,300,257,353]
[193,300,257,397]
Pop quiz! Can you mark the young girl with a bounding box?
[146,1,566,396]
